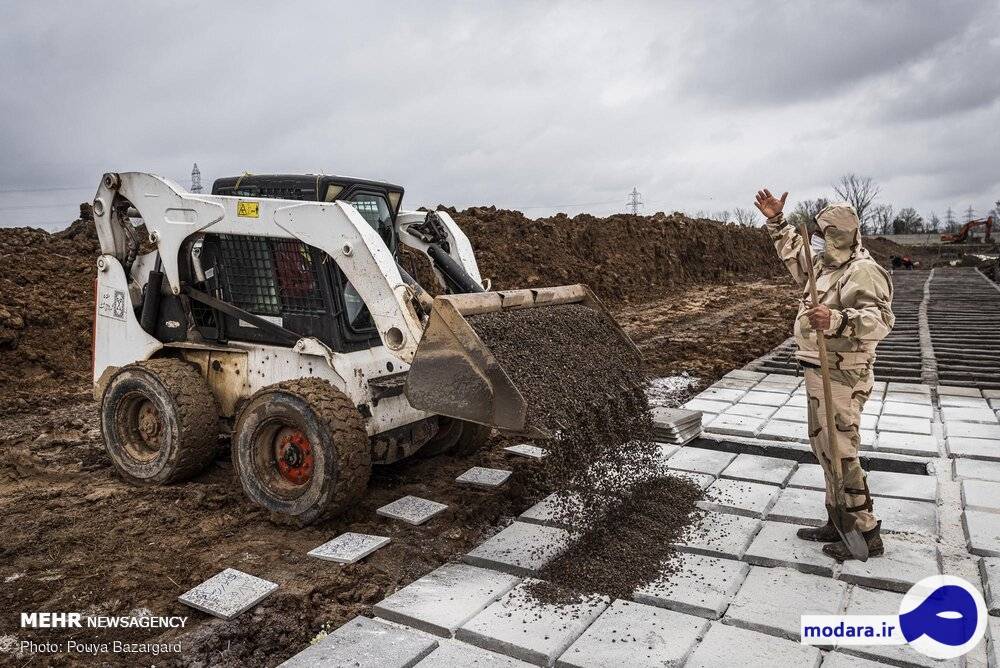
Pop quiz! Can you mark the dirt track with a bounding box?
[0,274,798,667]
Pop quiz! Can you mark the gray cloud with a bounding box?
[0,0,997,230]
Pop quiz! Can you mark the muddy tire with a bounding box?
[100,358,220,484]
[420,417,491,457]
[232,378,371,526]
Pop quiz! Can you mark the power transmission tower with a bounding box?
[965,205,976,223]
[626,186,643,216]
[191,163,202,193]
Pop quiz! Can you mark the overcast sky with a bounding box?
[1,1,998,230]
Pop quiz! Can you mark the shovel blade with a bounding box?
[827,502,869,562]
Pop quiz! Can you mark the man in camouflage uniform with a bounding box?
[755,189,895,561]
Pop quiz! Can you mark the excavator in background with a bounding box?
[90,172,637,525]
[941,216,994,244]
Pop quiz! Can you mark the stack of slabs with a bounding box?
[651,407,703,445]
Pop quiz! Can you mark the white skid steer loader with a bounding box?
[92,171,636,524]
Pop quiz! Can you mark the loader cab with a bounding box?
[180,174,406,352]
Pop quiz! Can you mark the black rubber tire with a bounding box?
[100,358,220,484]
[420,417,491,457]
[232,378,371,526]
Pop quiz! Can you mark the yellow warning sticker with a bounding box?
[237,201,259,218]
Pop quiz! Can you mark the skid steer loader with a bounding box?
[91,171,637,524]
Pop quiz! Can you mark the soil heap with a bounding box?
[470,303,702,603]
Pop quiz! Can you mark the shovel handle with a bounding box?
[797,224,844,490]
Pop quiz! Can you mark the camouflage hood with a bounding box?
[816,202,864,267]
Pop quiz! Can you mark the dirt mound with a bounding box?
[452,207,782,304]
[0,218,99,413]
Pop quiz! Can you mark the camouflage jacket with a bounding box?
[766,203,894,370]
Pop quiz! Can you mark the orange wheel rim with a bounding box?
[275,429,314,485]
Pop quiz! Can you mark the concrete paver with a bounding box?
[820,652,895,667]
[308,532,391,564]
[787,463,825,490]
[954,458,1000,482]
[178,568,278,620]
[741,390,789,407]
[724,370,766,382]
[378,496,449,525]
[887,382,930,395]
[979,556,1000,616]
[752,383,796,396]
[674,510,762,559]
[278,616,437,668]
[841,586,957,668]
[633,552,750,619]
[940,395,992,409]
[666,447,736,476]
[724,566,848,640]
[711,378,758,390]
[504,444,548,460]
[768,487,937,536]
[881,401,932,419]
[763,373,802,386]
[943,407,1000,424]
[877,415,932,435]
[555,599,708,668]
[667,470,716,490]
[964,510,1000,557]
[883,391,932,406]
[464,521,572,576]
[519,493,587,529]
[866,470,937,502]
[938,385,983,397]
[742,521,836,576]
[948,421,1000,440]
[416,641,534,667]
[875,431,940,457]
[757,419,810,443]
[947,436,1000,461]
[456,579,609,667]
[961,479,1000,513]
[838,537,940,593]
[697,478,780,518]
[693,387,746,403]
[373,563,520,637]
[456,466,512,489]
[685,621,821,668]
[721,453,797,486]
[862,401,883,416]
[683,398,731,414]
[784,393,808,407]
[723,403,778,419]
[767,487,827,526]
[772,405,807,422]
[705,413,766,437]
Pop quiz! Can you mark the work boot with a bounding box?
[796,519,840,543]
[822,521,884,561]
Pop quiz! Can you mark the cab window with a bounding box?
[347,192,395,250]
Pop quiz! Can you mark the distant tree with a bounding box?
[892,207,923,234]
[927,212,941,233]
[787,198,829,230]
[733,207,760,226]
[833,174,880,232]
[713,209,732,223]
[870,204,894,236]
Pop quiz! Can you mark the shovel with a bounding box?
[798,223,869,562]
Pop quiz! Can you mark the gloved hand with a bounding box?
[805,304,833,331]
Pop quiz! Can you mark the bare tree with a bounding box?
[712,209,732,223]
[832,174,880,232]
[786,198,830,230]
[733,207,760,226]
[927,212,941,233]
[892,207,923,234]
[869,204,894,236]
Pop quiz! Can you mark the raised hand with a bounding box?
[754,188,788,219]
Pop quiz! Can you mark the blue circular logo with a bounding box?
[899,575,986,659]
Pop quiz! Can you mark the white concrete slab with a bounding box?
[772,405,808,422]
[876,431,940,457]
[378,496,449,525]
[763,373,802,386]
[685,621,821,668]
[756,419,810,444]
[862,401,883,416]
[456,579,609,667]
[555,599,708,668]
[464,521,572,576]
[723,403,778,420]
[752,383,797,396]
[710,377,758,390]
[741,390,789,407]
[178,568,278,620]
[948,421,1000,440]
[721,453,797,486]
[456,467,512,489]
[861,413,878,431]
[416,641,535,667]
[883,391,932,406]
[978,557,1000,616]
[633,552,750,619]
[725,370,767,382]
[784,393,808,408]
[866,470,937,502]
[683,398,732,414]
[373,563,521,637]
[697,478,781,518]
[694,387,746,403]
[768,486,827,526]
[504,444,548,460]
[963,510,1000,557]
[877,415,932,435]
[962,479,1000,513]
[668,470,717,491]
[881,401,933,419]
[820,652,894,668]
[724,566,848,641]
[705,413,766,437]
[943,407,1000,424]
[839,536,940,593]
[674,510,762,559]
[887,382,931,395]
[742,521,836,576]
[308,532,391,564]
[954,458,1000,482]
[519,493,593,530]
[787,463,825,490]
[947,436,1000,461]
[279,616,437,668]
[940,395,991,409]
[666,447,736,476]
[938,385,983,397]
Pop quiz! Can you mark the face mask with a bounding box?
[810,234,827,256]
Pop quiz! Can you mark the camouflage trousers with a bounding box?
[804,367,879,532]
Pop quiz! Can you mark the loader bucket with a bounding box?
[403,284,640,438]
